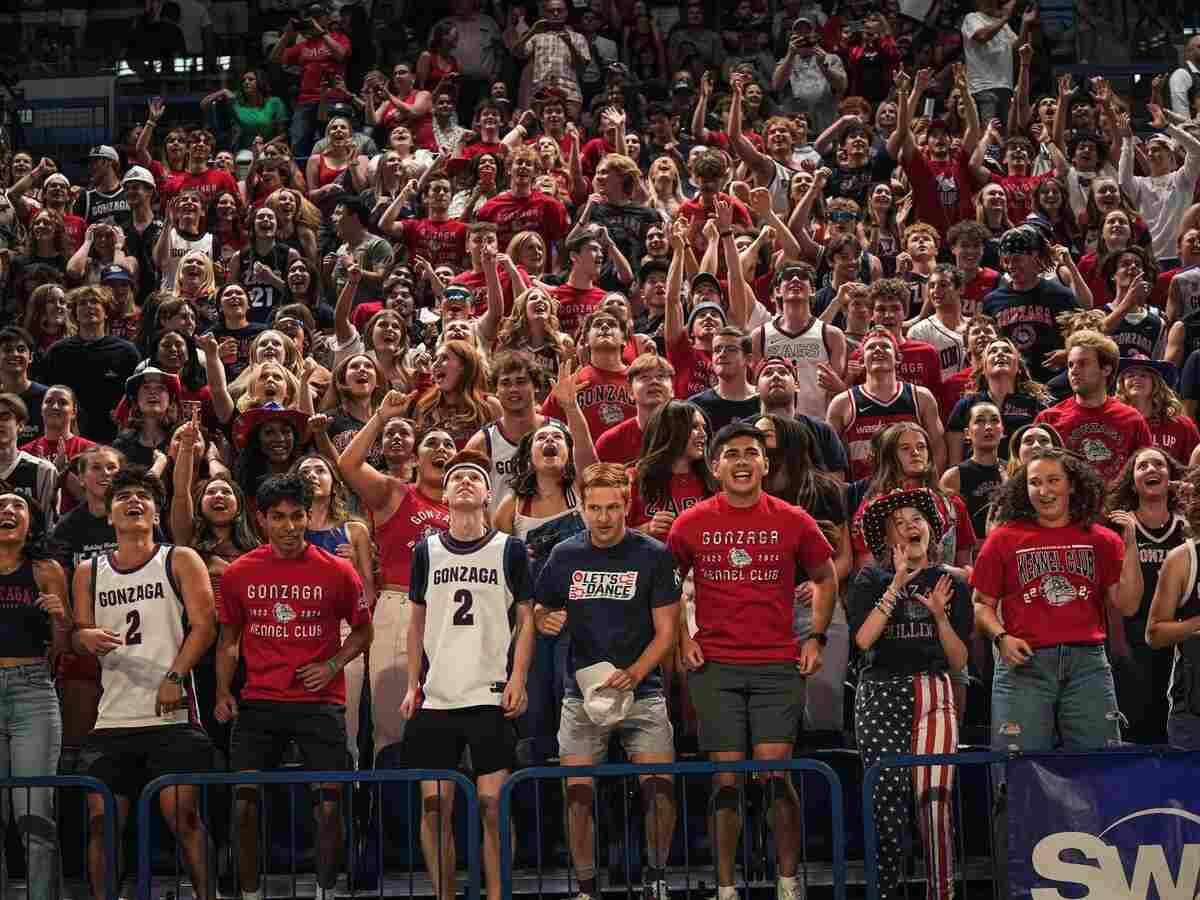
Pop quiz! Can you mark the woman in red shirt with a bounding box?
[416,22,461,90]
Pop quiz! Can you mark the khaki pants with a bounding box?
[369,589,412,758]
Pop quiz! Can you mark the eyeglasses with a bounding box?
[712,344,742,356]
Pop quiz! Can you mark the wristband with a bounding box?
[992,631,1008,648]
[810,632,828,647]
[719,228,734,237]
[327,659,338,674]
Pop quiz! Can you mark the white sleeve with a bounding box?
[1170,68,1194,120]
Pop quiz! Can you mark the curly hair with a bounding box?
[496,285,567,355]
[1107,446,1186,515]
[508,422,575,499]
[1115,367,1184,423]
[992,447,1107,527]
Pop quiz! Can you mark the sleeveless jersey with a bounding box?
[374,486,450,587]
[955,459,1003,539]
[1130,515,1188,637]
[1172,266,1200,320]
[1169,539,1200,708]
[409,530,530,709]
[907,317,967,382]
[1107,307,1166,360]
[761,316,830,420]
[1176,308,1200,362]
[236,243,293,324]
[0,559,52,658]
[482,421,522,519]
[843,382,921,481]
[159,230,215,292]
[91,545,195,730]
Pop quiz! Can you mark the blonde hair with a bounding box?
[235,361,302,412]
[173,250,217,299]
[1065,328,1119,377]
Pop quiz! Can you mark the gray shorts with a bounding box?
[557,695,675,761]
[689,661,805,753]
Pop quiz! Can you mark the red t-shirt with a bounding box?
[961,268,1001,319]
[667,331,716,400]
[628,469,710,527]
[374,485,450,587]
[395,218,467,269]
[475,191,569,254]
[668,492,834,664]
[580,137,616,176]
[849,338,943,399]
[459,141,506,162]
[450,264,528,317]
[1034,397,1153,483]
[972,519,1123,648]
[988,171,1049,228]
[939,366,974,422]
[218,543,368,703]
[1150,415,1200,465]
[904,148,973,236]
[677,193,754,254]
[539,364,635,442]
[550,282,606,339]
[282,32,352,104]
[595,416,644,465]
[20,434,97,515]
[160,168,240,208]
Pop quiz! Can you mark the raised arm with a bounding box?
[717,198,751,330]
[663,218,688,349]
[728,76,773,183]
[786,167,828,260]
[1009,42,1033,137]
[194,333,235,424]
[333,261,362,347]
[691,71,715,144]
[170,410,203,546]
[338,389,409,513]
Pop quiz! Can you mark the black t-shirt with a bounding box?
[123,218,165,305]
[847,564,973,678]
[981,278,1080,384]
[536,529,681,699]
[51,502,165,572]
[16,383,48,447]
[590,202,663,268]
[688,388,761,434]
[38,336,140,443]
[207,323,269,380]
[821,146,897,206]
[946,390,1048,462]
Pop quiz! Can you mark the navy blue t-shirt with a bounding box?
[981,277,1080,384]
[536,529,681,699]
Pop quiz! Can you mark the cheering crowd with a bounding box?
[1,0,1200,898]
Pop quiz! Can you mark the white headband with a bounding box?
[442,461,491,490]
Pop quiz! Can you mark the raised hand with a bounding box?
[551,358,583,411]
[916,574,954,619]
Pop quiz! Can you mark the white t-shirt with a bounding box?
[961,12,1017,94]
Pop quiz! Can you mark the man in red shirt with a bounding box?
[379,173,467,269]
[947,221,1001,318]
[1034,330,1153,483]
[458,100,506,162]
[668,421,836,900]
[845,279,944,401]
[676,149,753,257]
[475,145,569,258]
[550,230,608,338]
[160,130,238,208]
[540,309,636,442]
[898,72,975,236]
[595,353,674,464]
[217,472,372,900]
[270,2,351,159]
[450,223,530,317]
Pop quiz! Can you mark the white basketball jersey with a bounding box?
[1173,266,1200,319]
[159,231,215,292]
[92,545,192,729]
[762,316,829,420]
[418,531,519,710]
[484,422,522,519]
[907,317,967,382]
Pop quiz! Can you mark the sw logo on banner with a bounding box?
[1008,752,1200,900]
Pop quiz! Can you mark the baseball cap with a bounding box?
[87,145,119,163]
[691,272,723,297]
[122,165,155,187]
[575,661,634,726]
[1146,133,1177,153]
[687,300,727,326]
[442,286,474,308]
[99,264,134,285]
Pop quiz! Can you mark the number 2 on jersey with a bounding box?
[125,609,143,646]
[452,589,474,626]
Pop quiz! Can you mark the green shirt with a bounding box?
[230,96,288,148]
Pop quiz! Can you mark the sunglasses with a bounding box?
[828,211,860,223]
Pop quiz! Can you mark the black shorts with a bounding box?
[81,725,213,800]
[402,706,516,777]
[229,701,348,773]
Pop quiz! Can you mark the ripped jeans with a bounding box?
[991,643,1121,754]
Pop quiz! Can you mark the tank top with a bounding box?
[843,382,920,481]
[385,91,436,151]
[1172,266,1200,319]
[412,530,520,709]
[514,487,585,581]
[1130,515,1188,640]
[761,316,830,420]
[955,459,1003,539]
[375,486,450,587]
[482,421,523,519]
[159,230,215,292]
[0,559,51,658]
[91,545,195,730]
[236,242,293,324]
[315,154,349,189]
[1176,308,1200,362]
[1107,306,1165,360]
[1170,540,1200,701]
[305,522,351,555]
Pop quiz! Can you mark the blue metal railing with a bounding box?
[499,759,847,900]
[862,751,1006,900]
[0,775,119,900]
[136,767,479,900]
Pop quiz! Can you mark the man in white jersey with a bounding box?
[402,449,534,900]
[72,466,216,900]
[464,351,553,519]
[907,263,969,384]
[751,262,847,420]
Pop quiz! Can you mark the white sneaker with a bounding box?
[645,878,671,900]
[572,893,597,900]
[710,885,739,900]
[777,875,804,900]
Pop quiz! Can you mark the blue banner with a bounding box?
[1008,752,1200,900]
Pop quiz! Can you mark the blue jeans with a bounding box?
[289,101,321,161]
[991,643,1121,754]
[0,662,62,900]
[518,631,569,763]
